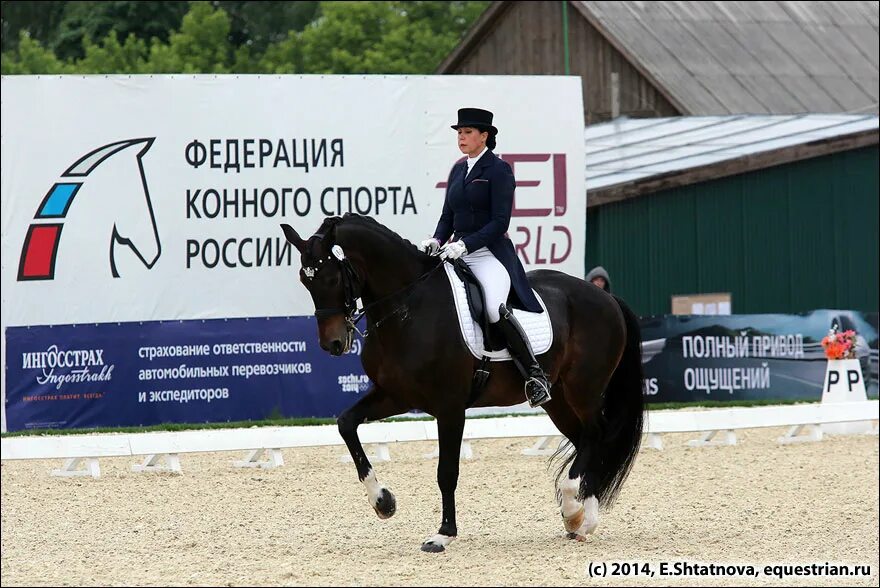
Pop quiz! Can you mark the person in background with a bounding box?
[586,266,611,293]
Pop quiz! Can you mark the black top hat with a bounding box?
[451,108,498,135]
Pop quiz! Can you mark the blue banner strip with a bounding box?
[4,310,877,431]
[5,316,367,431]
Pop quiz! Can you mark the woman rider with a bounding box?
[421,108,551,408]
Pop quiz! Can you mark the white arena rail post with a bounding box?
[686,429,737,448]
[233,448,285,469]
[132,453,181,474]
[52,457,101,478]
[422,441,473,460]
[521,436,563,456]
[777,423,823,444]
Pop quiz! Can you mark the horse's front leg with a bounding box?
[421,413,466,553]
[337,386,406,519]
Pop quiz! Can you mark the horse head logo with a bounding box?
[18,138,161,280]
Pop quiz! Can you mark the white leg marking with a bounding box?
[363,469,386,507]
[559,476,582,518]
[579,496,600,535]
[559,476,585,533]
[423,534,456,548]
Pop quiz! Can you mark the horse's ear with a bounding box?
[280,224,306,252]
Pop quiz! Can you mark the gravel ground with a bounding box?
[1,427,877,587]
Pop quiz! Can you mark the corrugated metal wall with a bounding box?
[585,146,879,316]
[449,1,680,124]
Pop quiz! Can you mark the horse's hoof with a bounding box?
[420,533,455,552]
[420,541,446,553]
[372,488,396,519]
[566,532,588,542]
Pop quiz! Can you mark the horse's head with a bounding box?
[108,139,161,276]
[60,138,162,278]
[281,218,359,356]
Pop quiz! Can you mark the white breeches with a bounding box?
[462,247,510,323]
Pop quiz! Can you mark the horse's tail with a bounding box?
[594,295,645,508]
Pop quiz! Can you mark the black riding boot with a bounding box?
[497,303,551,408]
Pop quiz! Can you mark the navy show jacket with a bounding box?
[433,149,543,313]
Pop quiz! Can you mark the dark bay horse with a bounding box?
[281,214,644,552]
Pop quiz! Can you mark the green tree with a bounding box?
[1,31,71,74]
[1,1,67,54]
[1,0,490,75]
[76,30,147,74]
[294,1,489,74]
[257,30,302,73]
[217,1,319,53]
[296,1,391,73]
[399,1,490,36]
[145,1,233,73]
[52,1,188,61]
[3,1,319,62]
[1,1,236,74]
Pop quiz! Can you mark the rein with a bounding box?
[307,246,446,339]
[347,261,447,338]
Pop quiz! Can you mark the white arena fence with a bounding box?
[1,401,877,478]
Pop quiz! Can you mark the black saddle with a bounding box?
[450,259,504,352]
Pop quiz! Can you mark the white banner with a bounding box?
[2,74,585,328]
[2,74,584,327]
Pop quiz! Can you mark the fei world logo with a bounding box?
[17,138,162,281]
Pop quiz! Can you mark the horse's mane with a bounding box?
[334,213,426,257]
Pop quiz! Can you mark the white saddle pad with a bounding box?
[443,262,553,361]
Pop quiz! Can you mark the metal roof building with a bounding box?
[439,1,880,124]
[582,114,879,315]
[438,1,880,313]
[585,113,879,205]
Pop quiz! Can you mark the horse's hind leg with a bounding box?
[544,379,605,540]
[559,424,602,540]
[542,386,597,540]
[337,386,407,519]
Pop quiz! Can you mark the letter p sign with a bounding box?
[826,370,839,392]
[820,358,873,435]
[847,369,861,391]
[821,359,868,403]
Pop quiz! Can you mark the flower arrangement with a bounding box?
[821,327,857,360]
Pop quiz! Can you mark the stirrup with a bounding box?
[525,377,551,408]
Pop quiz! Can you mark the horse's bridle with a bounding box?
[303,244,445,341]
[303,245,362,319]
